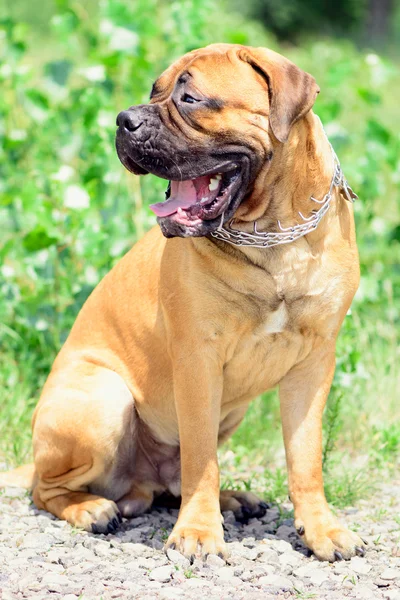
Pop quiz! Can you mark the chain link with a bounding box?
[210,142,357,250]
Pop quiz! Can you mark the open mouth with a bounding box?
[149,168,241,227]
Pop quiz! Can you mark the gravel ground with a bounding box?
[0,479,399,600]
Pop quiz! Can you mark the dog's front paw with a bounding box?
[165,521,227,561]
[296,510,366,561]
[59,493,121,534]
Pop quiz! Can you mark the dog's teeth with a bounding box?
[209,178,219,191]
[177,208,185,216]
[215,174,222,180]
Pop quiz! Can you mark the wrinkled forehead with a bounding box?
[188,54,267,101]
[151,48,268,105]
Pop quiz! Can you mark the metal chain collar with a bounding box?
[210,142,357,249]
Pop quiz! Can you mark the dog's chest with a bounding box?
[257,300,289,334]
[221,296,315,402]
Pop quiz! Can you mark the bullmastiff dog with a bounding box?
[1,43,365,562]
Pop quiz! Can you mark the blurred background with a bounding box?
[0,0,399,505]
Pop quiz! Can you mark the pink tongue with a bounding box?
[150,180,197,217]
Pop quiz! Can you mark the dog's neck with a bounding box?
[201,113,354,269]
[233,111,334,234]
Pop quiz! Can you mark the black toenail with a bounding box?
[169,542,176,550]
[92,524,100,534]
[355,545,365,557]
[107,521,116,534]
[296,526,305,536]
[362,538,369,546]
[117,512,122,523]
[259,501,269,509]
[112,517,119,530]
[218,552,224,559]
[189,554,195,564]
[334,550,343,561]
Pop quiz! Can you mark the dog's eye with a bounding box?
[181,93,200,104]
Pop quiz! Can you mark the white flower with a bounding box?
[78,65,106,82]
[64,185,90,210]
[108,27,138,52]
[97,111,114,128]
[35,319,48,331]
[51,165,75,182]
[365,53,380,66]
[371,217,386,234]
[1,265,15,278]
[99,19,114,35]
[36,250,50,265]
[8,129,27,141]
[100,19,138,52]
[0,64,12,77]
[85,266,99,285]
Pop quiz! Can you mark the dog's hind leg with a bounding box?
[117,483,154,518]
[32,361,134,533]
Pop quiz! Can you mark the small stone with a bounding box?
[257,548,279,564]
[262,508,280,524]
[166,548,190,568]
[278,552,301,568]
[172,570,186,584]
[159,589,184,599]
[350,556,372,575]
[121,530,143,543]
[191,557,205,571]
[384,590,400,600]
[216,566,235,581]
[41,573,71,587]
[308,569,329,586]
[222,511,236,525]
[343,577,358,589]
[183,578,211,588]
[242,547,260,561]
[121,542,152,556]
[259,574,293,590]
[206,553,226,568]
[276,525,295,542]
[354,586,377,599]
[20,533,55,550]
[380,568,399,580]
[149,565,173,583]
[2,487,26,498]
[270,539,293,554]
[242,537,256,547]
[227,576,243,586]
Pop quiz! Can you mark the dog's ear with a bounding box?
[239,46,320,143]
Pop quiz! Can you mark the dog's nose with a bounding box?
[116,110,143,133]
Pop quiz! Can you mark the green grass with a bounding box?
[0,0,399,510]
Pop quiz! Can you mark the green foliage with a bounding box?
[322,387,344,472]
[242,0,368,40]
[0,0,399,508]
[237,0,400,50]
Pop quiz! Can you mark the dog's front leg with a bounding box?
[279,342,366,561]
[165,351,226,559]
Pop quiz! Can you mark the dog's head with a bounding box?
[116,44,319,238]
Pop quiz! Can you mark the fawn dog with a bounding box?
[1,44,365,562]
